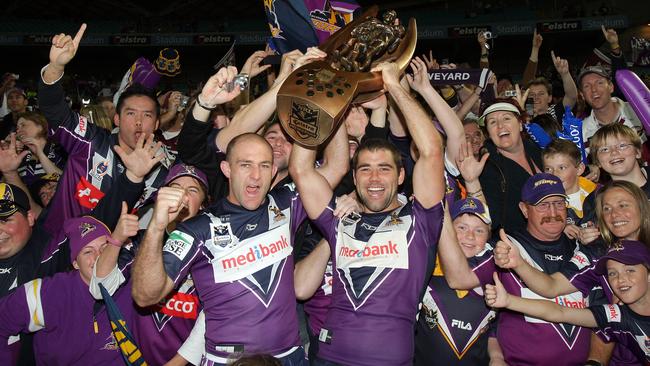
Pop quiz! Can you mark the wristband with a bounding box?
[196,94,218,111]
[106,236,123,248]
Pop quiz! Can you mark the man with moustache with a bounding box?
[440,173,593,365]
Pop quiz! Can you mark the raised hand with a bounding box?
[421,50,439,70]
[514,83,529,110]
[0,133,29,173]
[578,222,600,245]
[151,186,188,231]
[493,229,523,269]
[373,62,402,91]
[485,272,509,308]
[199,66,241,107]
[112,202,140,244]
[114,133,164,183]
[241,50,273,78]
[406,57,433,94]
[276,49,303,82]
[456,143,489,183]
[49,23,86,68]
[601,25,619,48]
[333,194,361,218]
[344,106,369,139]
[359,93,387,111]
[532,29,543,50]
[477,32,488,49]
[293,47,327,71]
[551,51,570,76]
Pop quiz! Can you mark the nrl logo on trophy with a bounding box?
[289,101,320,140]
[278,6,417,147]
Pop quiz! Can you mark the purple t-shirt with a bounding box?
[313,198,444,366]
[0,271,128,365]
[590,304,650,365]
[162,183,306,360]
[474,231,592,365]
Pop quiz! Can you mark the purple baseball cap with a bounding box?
[0,183,30,218]
[164,163,208,193]
[595,240,650,275]
[64,216,111,262]
[521,173,566,205]
[450,197,491,225]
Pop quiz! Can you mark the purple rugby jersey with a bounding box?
[161,183,306,361]
[0,271,130,365]
[312,198,443,366]
[474,230,592,365]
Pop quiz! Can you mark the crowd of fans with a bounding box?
[0,15,649,366]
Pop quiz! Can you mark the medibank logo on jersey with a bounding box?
[338,241,399,258]
[554,295,587,309]
[221,235,290,270]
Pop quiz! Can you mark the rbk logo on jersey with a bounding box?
[75,177,104,209]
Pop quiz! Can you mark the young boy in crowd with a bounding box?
[542,139,597,239]
[485,239,650,365]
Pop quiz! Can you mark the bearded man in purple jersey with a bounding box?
[289,62,446,366]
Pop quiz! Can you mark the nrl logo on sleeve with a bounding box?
[163,231,194,260]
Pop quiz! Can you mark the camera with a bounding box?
[483,31,493,40]
[504,90,517,97]
[178,96,190,112]
[226,74,249,92]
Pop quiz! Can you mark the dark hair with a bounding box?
[531,113,561,138]
[16,111,48,139]
[225,133,272,162]
[542,139,582,166]
[352,138,403,171]
[115,83,160,118]
[527,77,553,95]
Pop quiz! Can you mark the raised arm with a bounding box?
[485,272,597,327]
[437,206,482,289]
[215,49,309,152]
[551,51,577,108]
[383,62,444,208]
[289,126,341,219]
[131,187,186,306]
[521,30,542,87]
[317,113,350,188]
[493,229,578,297]
[407,57,465,167]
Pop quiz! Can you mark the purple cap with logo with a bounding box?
[64,216,111,262]
[595,240,650,275]
[521,173,566,205]
[450,197,491,225]
[164,163,208,193]
[0,183,30,217]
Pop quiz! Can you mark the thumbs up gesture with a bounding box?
[494,229,523,269]
[485,272,510,308]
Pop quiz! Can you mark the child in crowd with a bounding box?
[486,239,650,365]
[542,139,597,239]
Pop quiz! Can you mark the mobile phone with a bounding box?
[504,90,517,97]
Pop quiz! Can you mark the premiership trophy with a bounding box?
[277,6,417,147]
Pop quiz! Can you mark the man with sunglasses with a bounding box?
[440,173,594,364]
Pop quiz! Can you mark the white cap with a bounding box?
[478,102,521,126]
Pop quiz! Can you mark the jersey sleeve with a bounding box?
[38,76,106,154]
[310,196,339,248]
[564,262,602,297]
[163,222,204,287]
[472,254,497,287]
[589,304,624,342]
[0,279,45,360]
